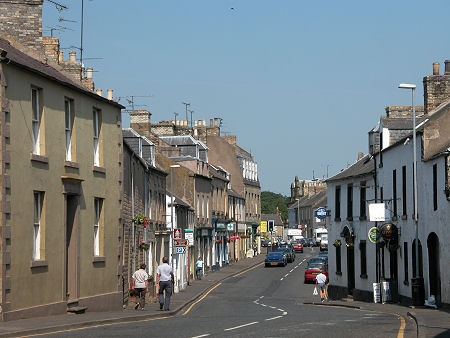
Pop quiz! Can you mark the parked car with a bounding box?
[317,251,328,257]
[291,241,304,253]
[261,239,270,247]
[277,247,295,262]
[304,263,328,283]
[264,251,287,267]
[307,238,315,247]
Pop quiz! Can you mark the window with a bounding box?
[93,108,100,166]
[147,189,152,219]
[335,186,341,220]
[65,99,73,161]
[393,170,397,218]
[433,164,438,211]
[33,191,44,260]
[94,198,103,256]
[206,196,209,219]
[347,184,353,220]
[31,88,41,155]
[402,166,407,217]
[403,242,409,285]
[360,240,367,277]
[336,245,341,274]
[360,181,366,219]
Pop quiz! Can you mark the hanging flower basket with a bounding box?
[225,238,231,243]
[240,235,250,239]
[333,239,342,247]
[345,242,354,247]
[138,241,150,251]
[132,215,149,228]
[215,239,223,244]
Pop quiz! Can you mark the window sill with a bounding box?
[402,215,407,220]
[334,218,341,222]
[360,274,368,279]
[30,260,48,268]
[30,153,49,164]
[65,161,80,169]
[335,271,342,276]
[93,256,105,263]
[93,166,106,174]
[359,216,367,221]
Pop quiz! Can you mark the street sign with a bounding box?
[315,207,327,219]
[368,227,379,243]
[174,239,188,246]
[173,228,182,239]
[185,230,194,246]
[175,246,186,254]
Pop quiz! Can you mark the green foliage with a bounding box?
[261,191,290,221]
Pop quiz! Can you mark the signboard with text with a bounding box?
[174,239,188,247]
[173,228,182,239]
[185,230,194,246]
[260,221,267,233]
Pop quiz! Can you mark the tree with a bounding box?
[261,191,289,221]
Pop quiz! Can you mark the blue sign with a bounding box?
[315,207,327,219]
[175,247,186,254]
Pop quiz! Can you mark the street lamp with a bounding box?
[398,83,423,305]
[295,198,300,235]
[170,164,180,292]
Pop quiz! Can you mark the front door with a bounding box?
[347,246,355,295]
[427,233,441,304]
[65,194,79,301]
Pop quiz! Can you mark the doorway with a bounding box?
[347,245,355,295]
[427,233,440,304]
[65,194,79,301]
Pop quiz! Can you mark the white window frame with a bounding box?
[33,191,43,260]
[65,99,72,161]
[31,88,40,155]
[93,109,100,166]
[94,198,101,256]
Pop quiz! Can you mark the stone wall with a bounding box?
[0,0,44,57]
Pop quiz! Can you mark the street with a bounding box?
[41,248,414,338]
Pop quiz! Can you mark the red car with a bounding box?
[291,241,303,253]
[304,264,328,283]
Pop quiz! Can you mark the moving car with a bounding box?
[277,247,295,262]
[306,238,315,247]
[291,241,304,253]
[304,263,328,283]
[307,256,328,268]
[264,251,287,267]
[320,235,328,251]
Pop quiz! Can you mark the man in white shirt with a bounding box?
[315,271,328,302]
[195,257,204,280]
[156,256,174,311]
[132,264,148,310]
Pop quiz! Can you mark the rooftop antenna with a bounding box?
[182,102,190,122]
[118,94,153,111]
[173,112,178,124]
[47,0,68,12]
[188,109,194,127]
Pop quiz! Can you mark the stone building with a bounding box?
[0,37,123,320]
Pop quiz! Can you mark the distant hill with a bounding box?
[261,191,289,221]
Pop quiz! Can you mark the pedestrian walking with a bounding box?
[252,243,258,257]
[132,263,148,310]
[156,256,174,311]
[195,256,204,280]
[315,271,328,302]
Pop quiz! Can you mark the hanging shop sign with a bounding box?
[260,221,267,233]
[314,207,328,219]
[380,223,398,241]
[368,227,379,244]
[184,230,194,246]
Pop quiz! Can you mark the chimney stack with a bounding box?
[69,51,76,63]
[107,89,113,100]
[58,50,63,63]
[423,59,450,113]
[445,60,450,75]
[96,88,102,96]
[358,152,364,161]
[86,67,93,79]
[433,62,440,75]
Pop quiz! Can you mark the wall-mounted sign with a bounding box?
[369,203,386,222]
[227,224,234,231]
[173,228,182,239]
[368,227,379,243]
[380,223,398,241]
[315,207,327,219]
[174,239,188,246]
[184,230,194,246]
[260,221,267,233]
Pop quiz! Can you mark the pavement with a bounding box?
[0,252,449,337]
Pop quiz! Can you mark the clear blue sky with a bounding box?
[43,0,449,196]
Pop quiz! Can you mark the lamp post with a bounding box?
[170,164,180,292]
[399,83,423,305]
[295,198,300,236]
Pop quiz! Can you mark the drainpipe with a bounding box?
[131,153,135,276]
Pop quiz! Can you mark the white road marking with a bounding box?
[269,306,276,309]
[261,304,267,307]
[282,311,287,315]
[265,316,283,321]
[280,278,284,281]
[260,296,264,299]
[191,335,210,338]
[224,321,258,331]
[284,274,289,277]
[290,269,294,272]
[277,308,284,312]
[344,319,358,322]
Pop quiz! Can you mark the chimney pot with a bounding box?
[433,62,440,75]
[194,120,198,127]
[86,67,93,79]
[69,51,76,63]
[58,50,63,63]
[358,152,364,161]
[96,88,102,96]
[445,60,450,75]
[107,89,113,100]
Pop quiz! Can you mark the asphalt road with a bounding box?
[43,248,414,337]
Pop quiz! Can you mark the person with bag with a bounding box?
[132,263,148,310]
[315,271,327,302]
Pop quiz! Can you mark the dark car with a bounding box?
[291,241,304,253]
[277,247,295,262]
[307,256,328,268]
[318,251,328,257]
[304,263,328,283]
[305,238,314,247]
[265,252,287,267]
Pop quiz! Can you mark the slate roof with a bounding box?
[0,38,124,109]
[227,188,244,199]
[326,154,374,183]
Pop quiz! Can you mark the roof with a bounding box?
[326,154,374,183]
[227,188,244,199]
[260,214,283,226]
[0,38,124,109]
[167,192,192,209]
[381,116,427,130]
